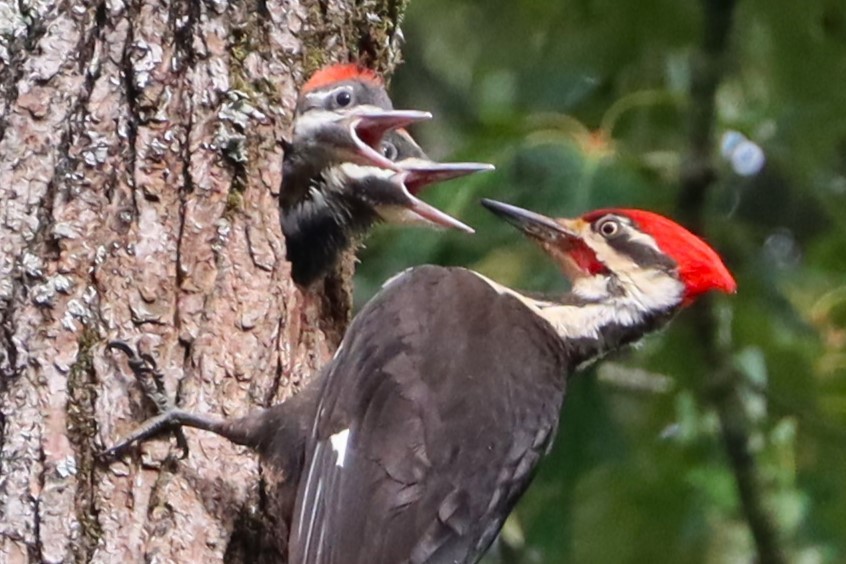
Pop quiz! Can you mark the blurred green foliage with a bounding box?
[354,0,846,561]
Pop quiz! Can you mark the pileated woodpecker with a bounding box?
[280,63,492,285]
[283,128,491,286]
[104,201,735,563]
[280,63,433,209]
[287,201,736,563]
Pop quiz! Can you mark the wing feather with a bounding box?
[290,266,569,564]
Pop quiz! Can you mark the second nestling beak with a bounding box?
[400,159,496,195]
[343,160,495,233]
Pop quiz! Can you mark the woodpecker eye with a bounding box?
[335,89,353,108]
[597,218,621,238]
[381,141,398,161]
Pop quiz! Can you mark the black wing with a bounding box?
[289,266,570,564]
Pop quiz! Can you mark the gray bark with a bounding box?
[0,0,405,561]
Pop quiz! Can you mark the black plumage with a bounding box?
[103,199,735,564]
[290,266,571,564]
[281,129,481,286]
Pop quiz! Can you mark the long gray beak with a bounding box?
[399,160,495,194]
[379,171,475,233]
[480,199,579,242]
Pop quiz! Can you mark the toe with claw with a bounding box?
[101,340,189,460]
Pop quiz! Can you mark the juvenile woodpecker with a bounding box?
[283,128,491,286]
[280,63,492,285]
[104,202,735,563]
[281,63,433,209]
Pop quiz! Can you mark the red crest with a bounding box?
[302,63,383,93]
[582,208,737,300]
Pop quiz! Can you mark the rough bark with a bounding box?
[0,0,406,562]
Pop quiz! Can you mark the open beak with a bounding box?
[347,109,432,170]
[399,159,495,194]
[378,171,475,233]
[481,199,580,242]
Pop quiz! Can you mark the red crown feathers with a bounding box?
[582,208,737,300]
[302,63,383,93]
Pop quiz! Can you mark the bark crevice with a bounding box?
[66,329,104,564]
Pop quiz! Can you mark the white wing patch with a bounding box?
[330,428,351,467]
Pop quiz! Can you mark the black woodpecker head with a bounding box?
[282,64,432,208]
[284,129,492,286]
[482,199,736,354]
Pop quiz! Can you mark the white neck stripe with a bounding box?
[467,270,683,342]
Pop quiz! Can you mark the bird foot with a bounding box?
[100,340,189,461]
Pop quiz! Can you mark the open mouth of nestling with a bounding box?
[383,171,476,233]
[348,109,432,170]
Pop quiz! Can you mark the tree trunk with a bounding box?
[0,0,406,562]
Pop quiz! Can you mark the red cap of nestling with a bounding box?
[302,63,383,93]
[583,208,737,302]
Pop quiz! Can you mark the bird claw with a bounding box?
[97,408,191,462]
[103,340,190,460]
[107,340,169,411]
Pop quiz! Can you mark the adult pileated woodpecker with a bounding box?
[287,201,736,564]
[280,63,492,286]
[104,201,735,563]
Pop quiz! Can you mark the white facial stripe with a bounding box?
[584,216,663,263]
[330,428,351,467]
[615,267,683,312]
[293,108,343,137]
[578,219,680,303]
[583,230,638,274]
[468,271,623,339]
[556,274,681,338]
[331,162,393,182]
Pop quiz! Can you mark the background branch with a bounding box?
[677,1,788,562]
